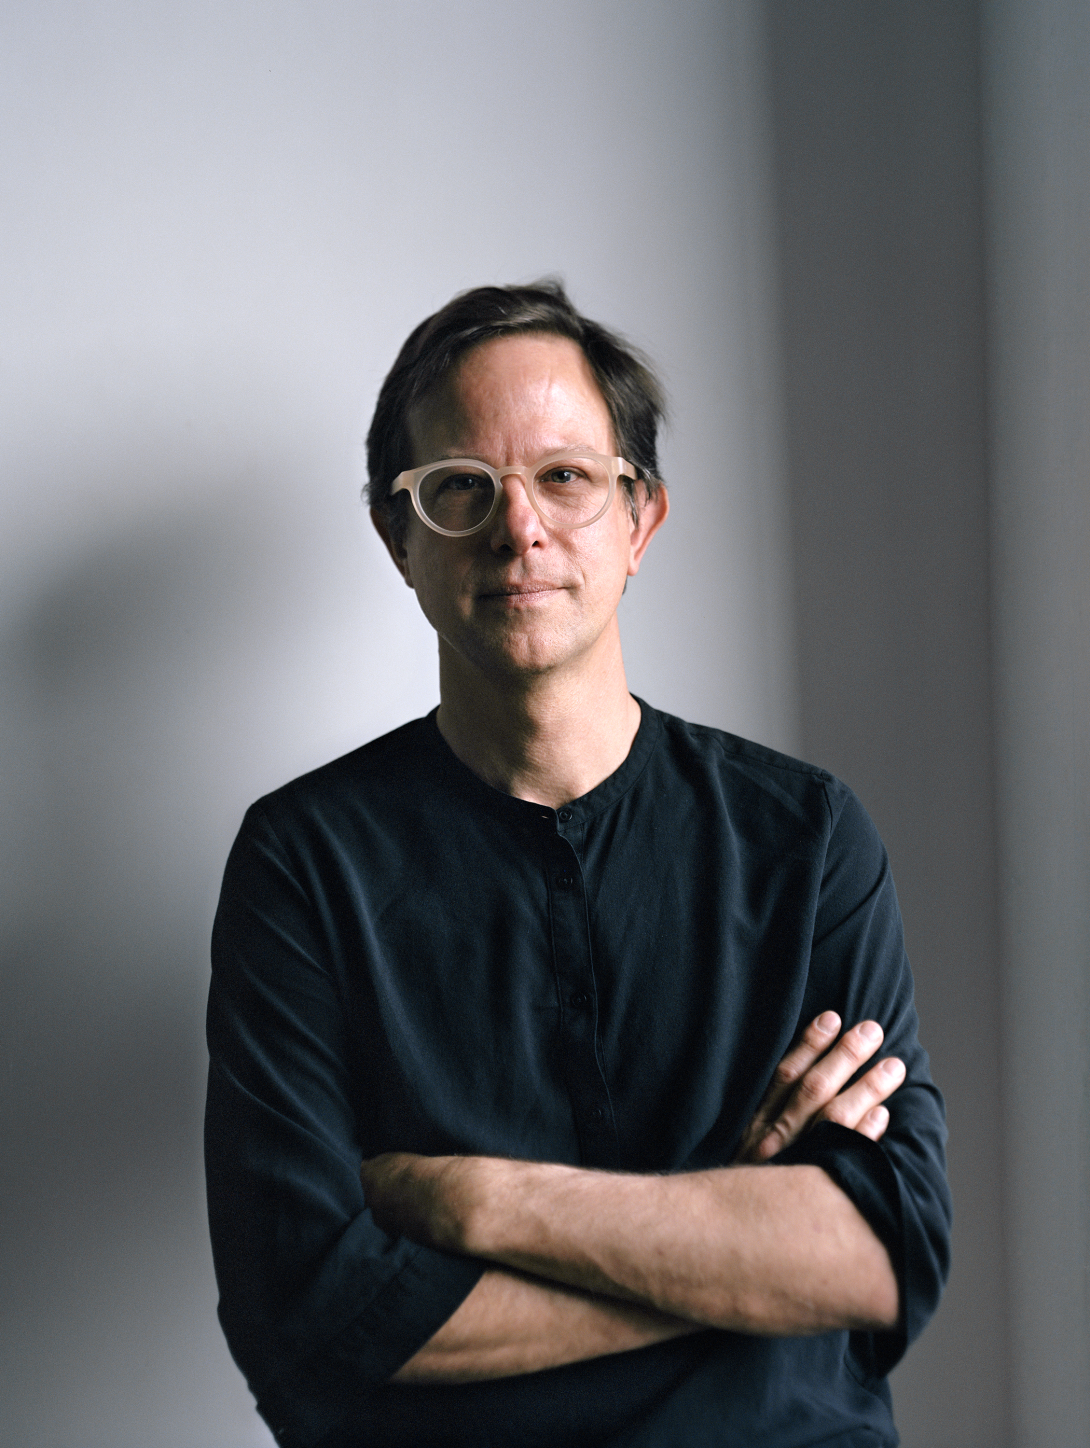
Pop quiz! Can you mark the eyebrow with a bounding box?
[429,446,601,464]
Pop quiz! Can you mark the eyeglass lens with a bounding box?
[416,456,612,532]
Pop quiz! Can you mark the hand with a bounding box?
[733,1013,906,1165]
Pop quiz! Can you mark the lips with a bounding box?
[478,582,561,599]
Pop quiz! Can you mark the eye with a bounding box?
[538,465,586,486]
[437,471,489,492]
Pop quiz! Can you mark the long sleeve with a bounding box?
[205,805,484,1446]
[778,781,952,1378]
[203,711,950,1448]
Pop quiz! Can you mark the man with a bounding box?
[205,282,950,1447]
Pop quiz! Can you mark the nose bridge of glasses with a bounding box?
[496,462,533,487]
[484,466,556,540]
[494,465,543,515]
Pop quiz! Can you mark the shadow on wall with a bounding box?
[0,488,331,1445]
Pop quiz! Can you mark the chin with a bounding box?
[455,625,585,681]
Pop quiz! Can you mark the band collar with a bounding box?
[424,697,662,831]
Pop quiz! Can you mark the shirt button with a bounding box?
[568,991,590,1007]
[558,808,573,823]
[555,874,573,888]
[589,1106,606,1123]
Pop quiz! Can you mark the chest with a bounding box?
[320,798,823,1170]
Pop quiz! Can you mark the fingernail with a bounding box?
[817,1011,839,1033]
[860,1021,883,1042]
[881,1057,905,1078]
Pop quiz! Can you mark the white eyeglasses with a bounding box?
[390,451,637,537]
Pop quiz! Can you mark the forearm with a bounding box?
[463,1161,898,1335]
[393,1266,699,1383]
[363,1020,905,1350]
[368,1155,898,1337]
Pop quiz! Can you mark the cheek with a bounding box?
[580,524,635,595]
[403,523,439,586]
[404,538,469,619]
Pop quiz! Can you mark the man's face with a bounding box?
[376,333,667,685]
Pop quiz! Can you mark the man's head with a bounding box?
[367,284,670,690]
[366,280,666,543]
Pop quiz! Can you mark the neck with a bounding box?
[435,624,642,808]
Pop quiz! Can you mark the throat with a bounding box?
[435,651,641,808]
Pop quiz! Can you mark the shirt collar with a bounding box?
[422,697,662,829]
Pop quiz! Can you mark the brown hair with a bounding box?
[366,279,667,538]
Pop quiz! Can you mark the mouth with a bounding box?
[478,582,562,602]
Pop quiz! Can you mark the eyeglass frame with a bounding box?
[389,450,640,537]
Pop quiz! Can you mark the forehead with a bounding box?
[408,333,614,463]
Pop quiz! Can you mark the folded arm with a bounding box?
[366,1015,904,1383]
[395,1266,700,1382]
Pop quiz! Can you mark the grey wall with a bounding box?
[3,4,1088,1447]
[983,2,1090,1442]
[764,5,1090,1446]
[1,5,793,1446]
[763,7,1005,1444]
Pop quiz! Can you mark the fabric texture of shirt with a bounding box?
[205,703,951,1448]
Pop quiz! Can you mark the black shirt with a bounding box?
[205,703,950,1448]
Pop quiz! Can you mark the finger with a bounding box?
[732,1013,842,1163]
[753,1012,843,1124]
[853,1104,890,1142]
[820,1056,905,1132]
[755,1020,885,1158]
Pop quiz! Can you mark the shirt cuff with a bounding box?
[775,1120,906,1378]
[255,1246,486,1447]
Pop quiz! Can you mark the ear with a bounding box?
[371,506,415,589]
[626,485,669,577]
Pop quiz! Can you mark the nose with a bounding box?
[488,471,548,554]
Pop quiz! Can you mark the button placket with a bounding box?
[545,823,618,1167]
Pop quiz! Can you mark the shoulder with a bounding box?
[239,713,440,848]
[652,708,831,786]
[642,704,876,855]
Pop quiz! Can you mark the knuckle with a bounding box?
[822,1099,851,1126]
[759,1123,790,1158]
[797,1071,830,1105]
[841,1036,868,1064]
